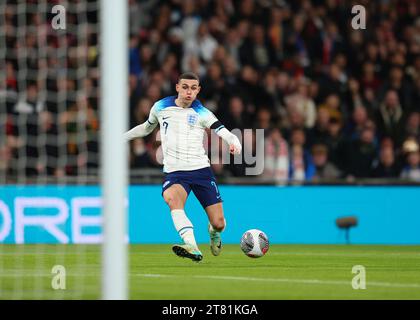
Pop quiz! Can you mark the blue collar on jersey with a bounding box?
[156,95,204,113]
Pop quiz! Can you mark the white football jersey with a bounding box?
[147,96,223,173]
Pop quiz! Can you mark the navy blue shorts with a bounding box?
[162,167,222,208]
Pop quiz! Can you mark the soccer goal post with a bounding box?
[100,0,128,300]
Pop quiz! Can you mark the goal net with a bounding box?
[0,0,126,299]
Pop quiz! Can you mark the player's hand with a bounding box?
[229,144,242,155]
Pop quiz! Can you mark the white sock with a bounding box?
[171,209,197,247]
[209,218,226,233]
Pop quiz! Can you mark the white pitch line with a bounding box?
[2,252,419,258]
[1,272,419,289]
[136,273,420,289]
[261,252,420,257]
[217,251,420,257]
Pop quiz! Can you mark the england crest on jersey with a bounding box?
[187,113,198,126]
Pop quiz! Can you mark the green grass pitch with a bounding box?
[1,244,419,299]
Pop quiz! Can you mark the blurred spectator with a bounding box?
[310,20,344,69]
[403,111,420,142]
[379,66,414,111]
[345,105,370,141]
[325,118,346,171]
[131,130,162,169]
[284,13,310,69]
[237,65,261,108]
[267,6,285,61]
[306,106,330,146]
[14,83,46,114]
[222,55,239,88]
[288,128,315,181]
[129,35,141,78]
[224,24,246,65]
[59,94,99,175]
[239,24,276,71]
[375,90,405,144]
[182,53,206,78]
[360,62,381,94]
[311,143,340,181]
[319,94,343,123]
[5,61,17,94]
[255,108,272,130]
[260,70,283,115]
[130,139,157,169]
[185,21,218,63]
[317,64,347,103]
[129,0,158,32]
[371,146,400,178]
[343,122,377,179]
[263,128,289,182]
[131,97,152,128]
[0,144,12,178]
[400,148,420,182]
[345,78,365,112]
[284,79,316,129]
[11,83,51,176]
[179,0,201,48]
[200,61,225,103]
[218,96,251,130]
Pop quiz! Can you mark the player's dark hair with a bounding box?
[179,72,200,83]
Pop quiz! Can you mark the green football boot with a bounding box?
[208,223,222,256]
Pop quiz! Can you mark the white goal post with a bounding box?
[100,0,128,300]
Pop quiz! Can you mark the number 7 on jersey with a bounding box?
[162,121,168,134]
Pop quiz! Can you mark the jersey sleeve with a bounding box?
[147,104,159,125]
[200,108,223,130]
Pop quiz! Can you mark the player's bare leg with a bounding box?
[163,184,202,262]
[205,202,226,256]
[163,183,188,210]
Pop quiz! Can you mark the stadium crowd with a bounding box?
[1,0,420,183]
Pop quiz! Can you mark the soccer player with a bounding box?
[124,72,242,262]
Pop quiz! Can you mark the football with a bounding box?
[240,229,269,258]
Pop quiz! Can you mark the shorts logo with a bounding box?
[187,114,198,126]
[163,181,171,188]
[211,181,220,199]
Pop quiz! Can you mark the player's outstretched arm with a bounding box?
[124,104,158,141]
[203,109,242,154]
[124,120,158,141]
[215,127,242,155]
